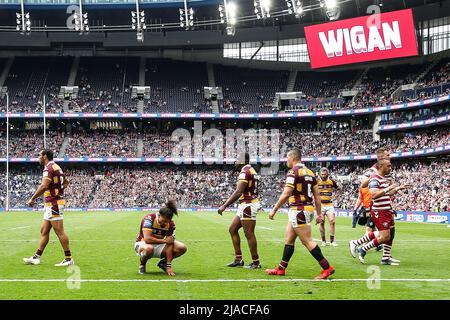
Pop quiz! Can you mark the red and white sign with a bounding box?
[305,9,418,69]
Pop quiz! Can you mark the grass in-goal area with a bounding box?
[0,210,448,300]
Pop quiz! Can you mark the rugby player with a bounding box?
[360,147,391,188]
[265,148,335,279]
[23,149,74,267]
[352,183,383,251]
[349,159,408,265]
[358,147,395,256]
[134,200,187,276]
[218,152,261,269]
[317,167,340,246]
[352,184,372,228]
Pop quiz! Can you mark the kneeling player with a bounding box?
[218,152,261,269]
[265,148,335,279]
[134,200,187,276]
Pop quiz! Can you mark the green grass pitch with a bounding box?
[0,210,449,300]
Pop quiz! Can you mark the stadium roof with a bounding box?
[0,0,447,32]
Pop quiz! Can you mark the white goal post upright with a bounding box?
[43,94,46,149]
[5,91,9,212]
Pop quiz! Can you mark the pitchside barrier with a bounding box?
[1,207,449,224]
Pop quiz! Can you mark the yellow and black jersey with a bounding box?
[317,177,338,204]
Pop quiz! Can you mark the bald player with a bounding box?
[265,148,335,280]
[350,159,409,265]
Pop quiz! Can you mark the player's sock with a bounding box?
[33,249,43,259]
[330,235,335,243]
[64,250,72,261]
[361,238,379,252]
[234,253,242,262]
[321,234,326,243]
[251,254,260,265]
[309,245,330,270]
[354,231,378,246]
[278,244,295,269]
[352,212,358,228]
[382,244,392,261]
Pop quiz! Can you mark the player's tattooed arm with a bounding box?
[312,185,324,224]
[269,186,293,220]
[27,177,51,207]
[218,181,247,215]
[369,183,400,199]
[142,229,169,245]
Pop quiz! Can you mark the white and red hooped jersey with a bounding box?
[368,174,393,211]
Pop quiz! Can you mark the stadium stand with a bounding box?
[3,158,448,211]
[72,57,139,113]
[144,59,209,113]
[1,125,448,158]
[0,56,72,113]
[380,105,450,125]
[215,65,289,113]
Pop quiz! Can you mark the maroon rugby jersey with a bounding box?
[238,165,260,204]
[43,161,65,205]
[285,163,317,210]
[136,213,176,242]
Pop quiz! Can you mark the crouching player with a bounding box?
[349,160,408,265]
[134,200,187,276]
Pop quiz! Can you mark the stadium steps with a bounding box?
[139,57,145,86]
[0,57,14,88]
[350,67,369,91]
[272,70,296,108]
[413,58,441,84]
[137,100,144,113]
[58,136,71,158]
[137,138,144,157]
[67,56,79,86]
[207,63,216,87]
[286,70,297,93]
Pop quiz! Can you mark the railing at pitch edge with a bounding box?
[379,115,450,132]
[1,95,449,120]
[0,208,448,224]
[0,144,449,163]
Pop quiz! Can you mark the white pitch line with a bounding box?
[0,278,449,283]
[0,239,448,242]
[3,226,31,231]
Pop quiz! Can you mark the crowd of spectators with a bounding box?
[1,158,448,212]
[64,129,139,158]
[1,126,448,158]
[380,106,450,125]
[0,130,64,158]
[333,159,449,212]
